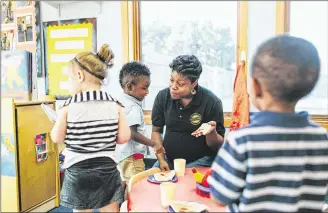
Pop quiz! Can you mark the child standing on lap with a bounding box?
[208,35,328,212]
[51,44,131,212]
[116,61,164,182]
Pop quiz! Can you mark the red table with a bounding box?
[126,168,226,212]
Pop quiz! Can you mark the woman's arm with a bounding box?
[50,106,68,143]
[116,104,131,144]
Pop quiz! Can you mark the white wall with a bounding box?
[38,1,124,98]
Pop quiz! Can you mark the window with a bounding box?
[288,2,328,115]
[138,1,243,111]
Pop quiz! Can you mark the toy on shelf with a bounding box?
[192,168,212,198]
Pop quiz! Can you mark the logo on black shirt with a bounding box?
[190,113,202,125]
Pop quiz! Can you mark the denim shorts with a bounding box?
[60,157,124,210]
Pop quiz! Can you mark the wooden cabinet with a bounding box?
[1,98,60,212]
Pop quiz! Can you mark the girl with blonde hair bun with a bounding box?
[51,44,131,212]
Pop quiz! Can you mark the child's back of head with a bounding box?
[250,35,321,111]
[208,35,328,212]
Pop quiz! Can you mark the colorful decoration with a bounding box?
[192,168,212,198]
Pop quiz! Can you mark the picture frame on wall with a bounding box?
[1,27,15,51]
[1,1,15,25]
[16,14,34,43]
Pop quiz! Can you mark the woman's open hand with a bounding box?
[191,121,216,137]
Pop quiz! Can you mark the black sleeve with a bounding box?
[208,100,226,138]
[151,91,165,128]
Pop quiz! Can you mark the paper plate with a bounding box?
[168,201,209,213]
[147,174,178,184]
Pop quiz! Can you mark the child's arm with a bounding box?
[207,134,247,207]
[117,104,131,144]
[50,106,68,143]
[130,125,163,151]
[152,126,170,171]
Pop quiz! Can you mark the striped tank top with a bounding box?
[61,90,122,168]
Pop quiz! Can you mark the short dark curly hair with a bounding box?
[251,35,320,103]
[119,61,151,89]
[169,55,202,83]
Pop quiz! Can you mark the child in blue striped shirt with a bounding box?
[208,35,328,212]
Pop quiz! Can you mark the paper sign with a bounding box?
[50,28,88,38]
[55,40,85,50]
[50,54,76,63]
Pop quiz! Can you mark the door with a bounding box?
[16,103,57,211]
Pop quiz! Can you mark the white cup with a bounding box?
[174,159,186,177]
[160,182,176,207]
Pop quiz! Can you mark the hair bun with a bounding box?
[97,44,114,64]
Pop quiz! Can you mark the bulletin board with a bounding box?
[43,18,97,97]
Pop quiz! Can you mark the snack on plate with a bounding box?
[153,170,176,182]
[169,201,209,213]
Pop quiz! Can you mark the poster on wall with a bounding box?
[16,14,34,43]
[1,1,15,24]
[43,18,97,98]
[1,50,32,100]
[1,28,15,51]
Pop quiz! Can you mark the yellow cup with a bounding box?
[174,159,186,177]
[160,182,176,207]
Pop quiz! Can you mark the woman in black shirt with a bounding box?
[151,55,225,171]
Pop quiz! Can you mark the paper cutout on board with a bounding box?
[46,23,93,96]
[34,133,48,163]
[1,134,16,177]
[50,28,89,38]
[55,40,85,50]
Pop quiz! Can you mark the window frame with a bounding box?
[275,1,328,129]
[121,0,248,127]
